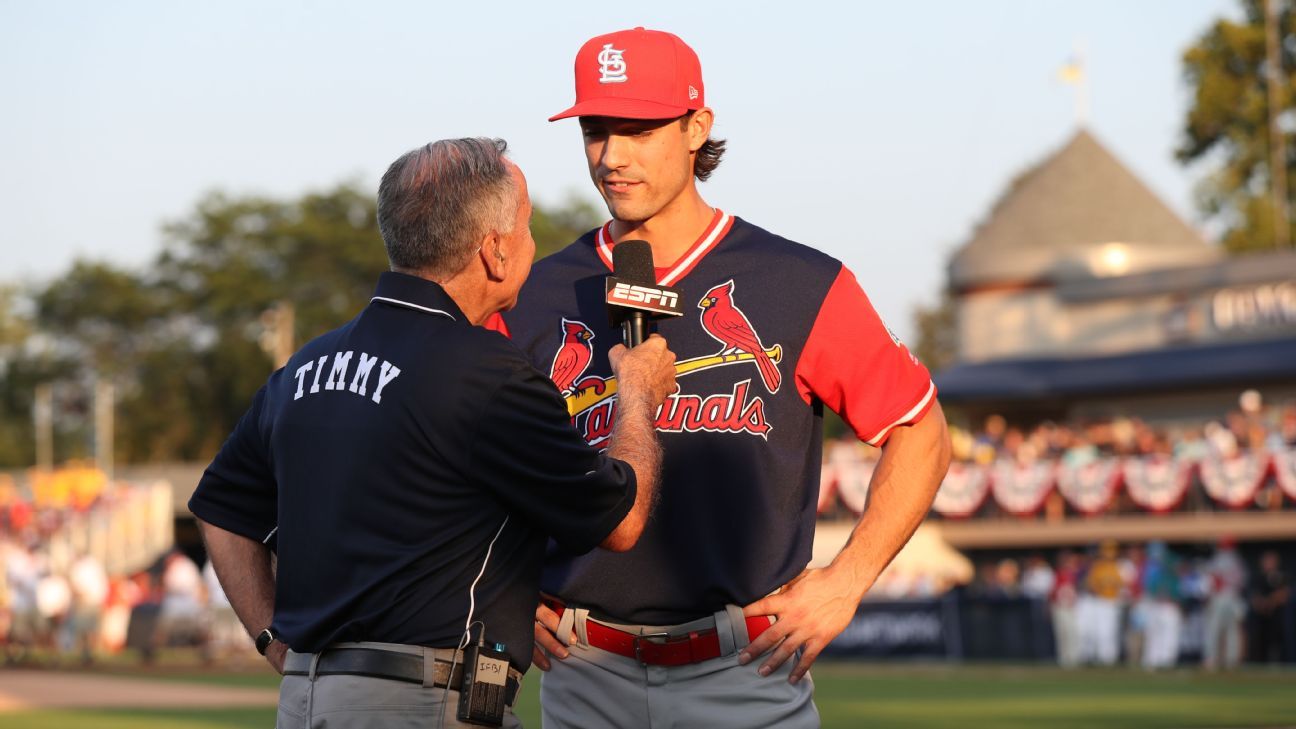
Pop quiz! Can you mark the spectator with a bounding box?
[3,540,38,664]
[100,575,138,653]
[1021,555,1055,601]
[154,550,204,653]
[1120,544,1147,667]
[1271,403,1296,449]
[975,414,1007,458]
[1202,538,1248,670]
[1141,542,1182,670]
[1051,551,1082,668]
[66,552,108,664]
[34,559,70,654]
[1248,550,1290,664]
[994,558,1022,597]
[1079,541,1123,666]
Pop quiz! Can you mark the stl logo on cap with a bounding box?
[597,43,628,84]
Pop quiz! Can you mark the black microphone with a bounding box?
[606,240,684,347]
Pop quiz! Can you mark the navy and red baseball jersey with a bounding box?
[491,210,935,623]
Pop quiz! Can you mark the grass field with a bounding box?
[0,662,1293,728]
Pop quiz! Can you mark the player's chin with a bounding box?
[604,199,653,225]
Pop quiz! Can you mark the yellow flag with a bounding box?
[1058,57,1084,84]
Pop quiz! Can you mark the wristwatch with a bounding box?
[255,627,279,656]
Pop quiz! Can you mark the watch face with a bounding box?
[256,628,274,655]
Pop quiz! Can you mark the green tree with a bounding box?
[912,291,958,375]
[532,193,603,259]
[0,286,40,467]
[4,185,606,467]
[1180,0,1296,251]
[21,183,387,466]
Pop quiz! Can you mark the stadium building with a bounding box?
[916,129,1296,548]
[812,129,1295,664]
[938,129,1296,425]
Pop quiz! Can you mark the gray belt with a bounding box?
[283,646,521,705]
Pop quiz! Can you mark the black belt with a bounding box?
[283,647,520,705]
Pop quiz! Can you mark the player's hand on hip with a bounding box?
[531,601,568,671]
[265,641,288,675]
[608,335,677,409]
[738,567,865,684]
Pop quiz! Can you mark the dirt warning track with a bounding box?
[0,670,278,711]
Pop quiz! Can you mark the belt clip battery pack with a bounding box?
[457,640,509,727]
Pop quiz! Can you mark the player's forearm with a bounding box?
[601,388,662,551]
[198,520,277,640]
[826,401,950,600]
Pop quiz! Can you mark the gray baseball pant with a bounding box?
[276,641,524,729]
[540,605,819,729]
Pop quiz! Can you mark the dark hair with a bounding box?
[376,138,515,277]
[680,113,726,182]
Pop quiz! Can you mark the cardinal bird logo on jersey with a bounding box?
[549,318,604,396]
[698,280,782,393]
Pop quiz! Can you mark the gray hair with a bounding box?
[377,138,516,277]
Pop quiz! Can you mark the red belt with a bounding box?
[545,601,773,667]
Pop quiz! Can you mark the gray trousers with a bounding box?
[276,642,523,729]
[540,605,819,729]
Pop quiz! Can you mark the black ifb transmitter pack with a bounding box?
[457,641,510,727]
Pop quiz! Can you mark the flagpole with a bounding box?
[1076,40,1089,128]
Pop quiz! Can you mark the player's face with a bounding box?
[579,115,697,224]
[497,162,535,310]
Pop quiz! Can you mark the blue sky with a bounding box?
[0,0,1236,339]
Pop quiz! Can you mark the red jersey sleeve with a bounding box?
[482,312,511,337]
[795,265,936,446]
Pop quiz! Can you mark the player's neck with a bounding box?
[609,189,714,269]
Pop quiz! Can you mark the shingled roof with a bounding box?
[948,129,1216,291]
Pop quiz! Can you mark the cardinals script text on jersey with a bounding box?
[549,280,780,446]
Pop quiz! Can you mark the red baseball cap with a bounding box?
[549,27,705,122]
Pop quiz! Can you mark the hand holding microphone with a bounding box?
[609,336,676,412]
[605,240,684,409]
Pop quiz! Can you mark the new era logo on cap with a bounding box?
[550,27,705,121]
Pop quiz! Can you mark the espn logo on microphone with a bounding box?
[613,282,678,308]
[604,278,685,317]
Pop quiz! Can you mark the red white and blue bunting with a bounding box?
[820,448,1287,517]
[1275,446,1296,502]
[1199,452,1271,509]
[931,461,992,518]
[1057,459,1123,515]
[1122,455,1193,513]
[990,460,1056,516]
[819,442,878,515]
[817,464,838,516]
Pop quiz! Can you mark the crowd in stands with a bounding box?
[952,391,1296,467]
[1,535,248,665]
[817,391,1295,665]
[820,390,1296,519]
[965,539,1290,668]
[1,467,110,544]
[0,466,246,665]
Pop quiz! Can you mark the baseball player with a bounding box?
[189,138,677,728]
[488,28,951,727]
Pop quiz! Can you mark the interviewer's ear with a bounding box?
[481,233,507,281]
